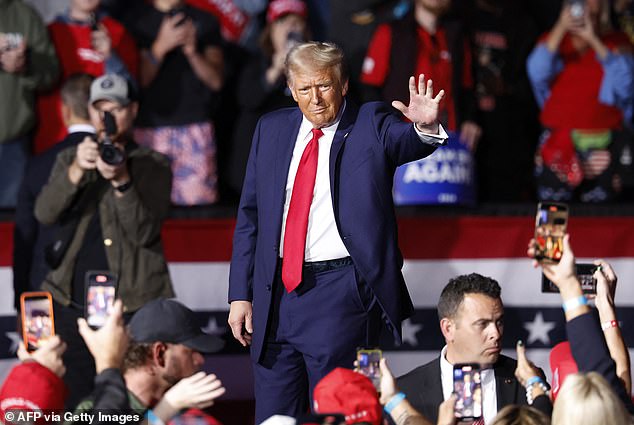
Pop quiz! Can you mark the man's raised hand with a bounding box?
[392,74,445,134]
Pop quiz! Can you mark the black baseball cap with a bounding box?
[129,298,224,353]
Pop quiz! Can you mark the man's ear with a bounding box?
[130,101,139,119]
[440,317,455,343]
[152,342,167,368]
[60,103,72,127]
[341,79,349,97]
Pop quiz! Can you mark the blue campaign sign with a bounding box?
[393,132,476,205]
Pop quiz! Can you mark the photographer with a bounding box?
[34,73,173,409]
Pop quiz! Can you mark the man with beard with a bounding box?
[69,298,226,423]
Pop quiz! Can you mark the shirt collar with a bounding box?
[68,124,96,134]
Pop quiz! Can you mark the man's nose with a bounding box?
[488,323,502,340]
[309,87,321,104]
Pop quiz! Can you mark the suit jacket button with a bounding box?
[266,285,272,291]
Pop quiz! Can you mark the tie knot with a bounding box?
[311,128,324,140]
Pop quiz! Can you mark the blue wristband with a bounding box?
[562,295,588,312]
[526,376,544,387]
[384,392,406,414]
[145,409,165,425]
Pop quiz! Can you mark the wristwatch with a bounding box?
[114,179,133,193]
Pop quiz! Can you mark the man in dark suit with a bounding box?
[227,41,447,423]
[397,273,551,423]
[13,73,95,310]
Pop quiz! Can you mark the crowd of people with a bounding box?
[2,233,633,425]
[3,0,634,424]
[2,0,634,208]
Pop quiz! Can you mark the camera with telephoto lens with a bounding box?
[98,111,125,166]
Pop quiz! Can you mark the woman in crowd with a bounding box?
[226,0,310,195]
[551,372,631,425]
[527,0,634,202]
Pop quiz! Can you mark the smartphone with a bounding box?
[534,202,568,263]
[542,263,598,294]
[20,292,55,353]
[453,363,482,420]
[567,0,585,18]
[85,271,117,329]
[356,348,382,391]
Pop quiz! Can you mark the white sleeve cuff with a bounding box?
[414,122,448,146]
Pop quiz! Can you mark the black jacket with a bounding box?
[13,131,91,309]
[396,354,552,422]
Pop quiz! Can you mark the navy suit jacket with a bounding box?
[229,101,439,361]
[13,131,91,309]
[567,311,634,413]
[396,354,551,423]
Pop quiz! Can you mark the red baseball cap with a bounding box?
[266,0,308,23]
[0,362,67,423]
[313,368,382,425]
[168,408,222,425]
[549,341,578,400]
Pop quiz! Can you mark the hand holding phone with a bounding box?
[542,263,598,294]
[85,271,117,329]
[534,202,568,263]
[453,363,482,420]
[356,348,382,391]
[20,292,55,353]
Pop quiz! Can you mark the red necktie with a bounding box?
[472,418,485,425]
[282,128,323,293]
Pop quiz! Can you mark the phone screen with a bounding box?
[85,271,117,328]
[453,364,482,420]
[567,0,585,18]
[356,348,382,391]
[542,263,598,294]
[20,292,55,352]
[534,202,568,263]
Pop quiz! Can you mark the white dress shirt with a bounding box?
[67,124,96,134]
[440,346,497,424]
[279,101,448,261]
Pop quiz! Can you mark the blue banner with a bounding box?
[393,132,476,206]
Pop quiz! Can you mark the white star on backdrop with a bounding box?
[202,317,225,336]
[5,332,21,354]
[523,312,556,345]
[401,319,423,346]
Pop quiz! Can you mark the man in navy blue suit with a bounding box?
[228,41,447,423]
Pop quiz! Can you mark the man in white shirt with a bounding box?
[397,273,552,424]
[228,41,447,423]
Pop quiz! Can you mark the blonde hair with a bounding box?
[552,372,632,425]
[284,41,348,87]
[490,405,550,425]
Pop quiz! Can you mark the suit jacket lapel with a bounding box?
[425,359,445,419]
[329,101,358,206]
[494,360,519,410]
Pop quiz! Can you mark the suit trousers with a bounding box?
[253,259,380,424]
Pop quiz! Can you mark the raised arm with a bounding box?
[391,74,445,135]
[592,260,631,395]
